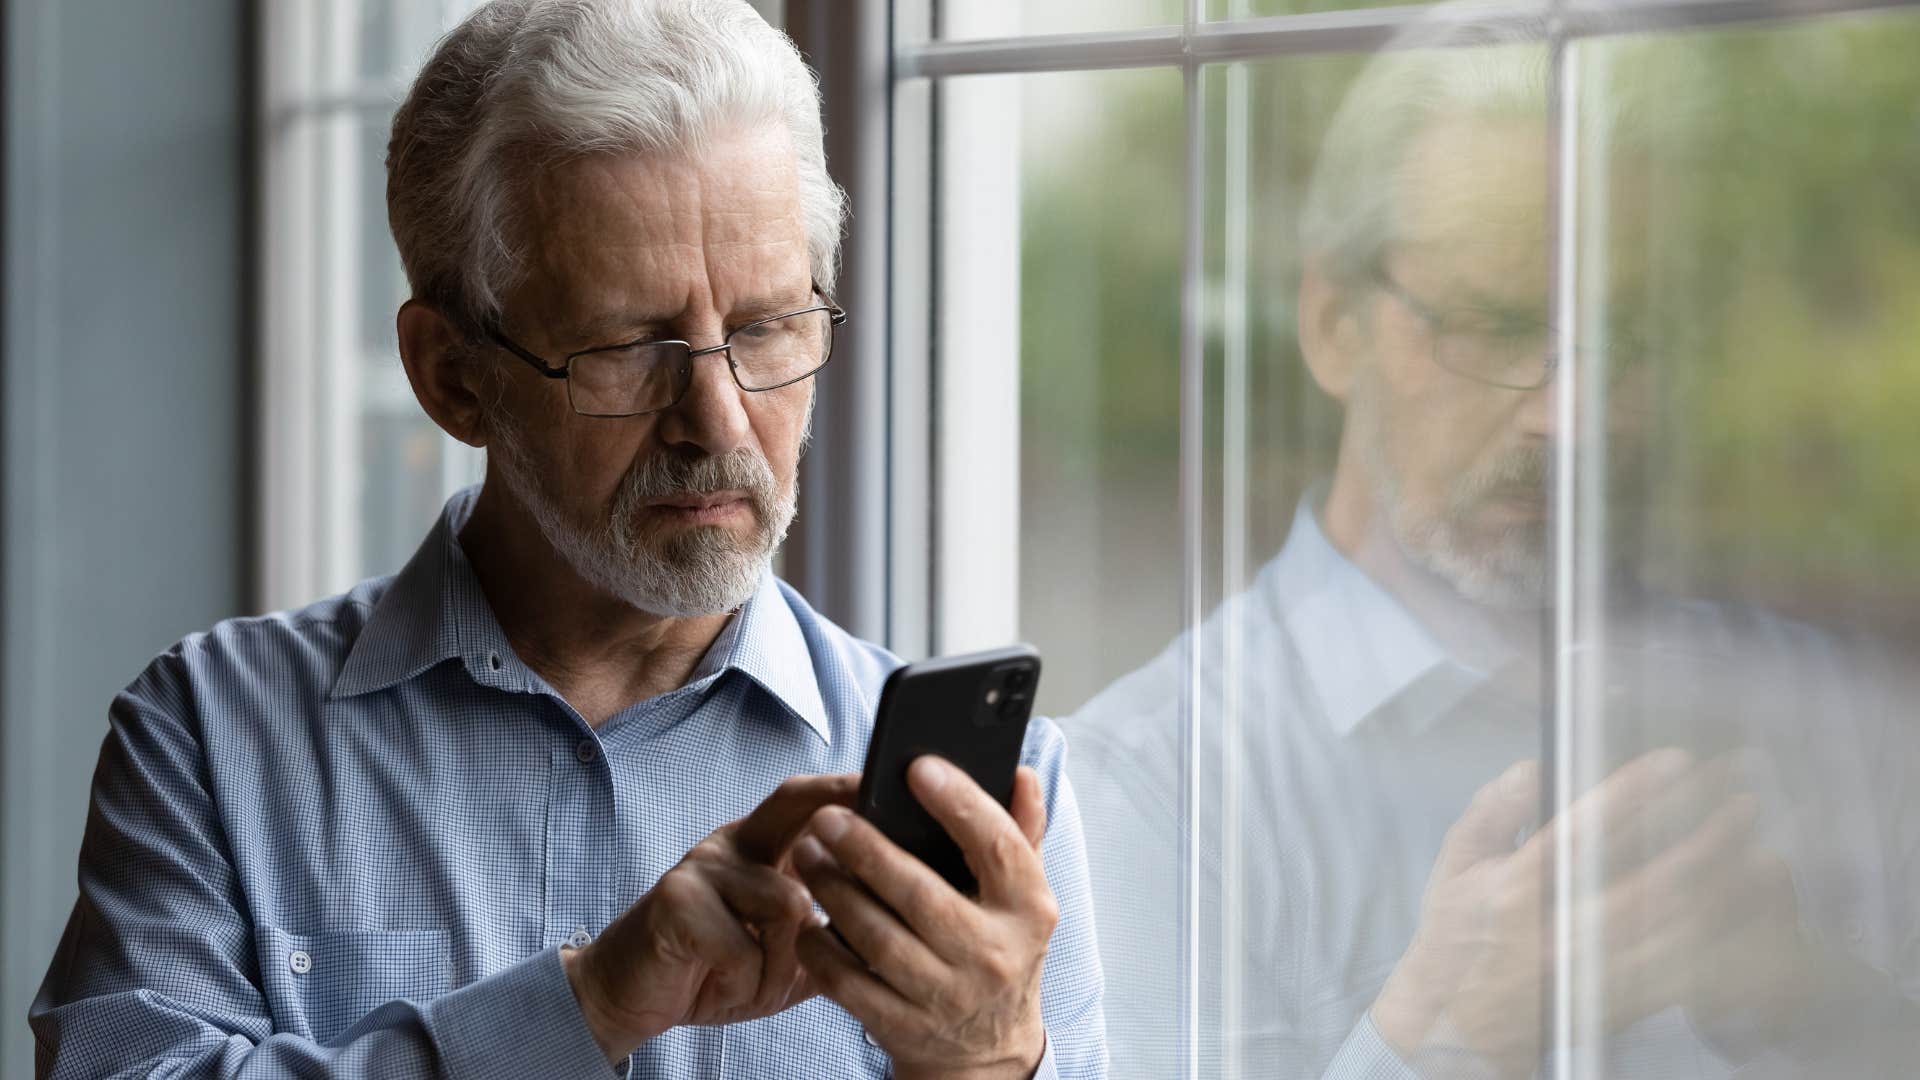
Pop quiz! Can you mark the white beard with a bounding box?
[1354,382,1550,610]
[488,418,797,618]
[1393,508,1548,610]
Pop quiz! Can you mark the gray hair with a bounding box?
[1298,4,1698,287]
[387,0,846,330]
[1299,12,1555,285]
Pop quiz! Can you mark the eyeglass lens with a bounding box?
[566,307,835,417]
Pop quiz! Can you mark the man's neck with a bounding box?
[459,481,734,728]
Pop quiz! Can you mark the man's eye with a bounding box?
[597,341,672,362]
[737,321,790,341]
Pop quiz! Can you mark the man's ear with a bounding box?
[1297,258,1368,406]
[397,299,493,448]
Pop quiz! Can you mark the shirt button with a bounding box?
[575,739,600,764]
[288,950,312,975]
[567,926,593,949]
[863,1028,880,1047]
[488,652,503,671]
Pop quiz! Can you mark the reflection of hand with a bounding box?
[1679,846,1810,1048]
[1369,749,1777,1078]
[562,774,858,1063]
[793,757,1056,1080]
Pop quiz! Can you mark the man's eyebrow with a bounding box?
[569,311,674,347]
[1451,287,1547,322]
[729,290,817,323]
[566,291,817,347]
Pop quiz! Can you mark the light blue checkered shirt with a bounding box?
[31,487,1107,1079]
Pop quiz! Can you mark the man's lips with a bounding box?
[1485,487,1548,520]
[645,492,753,524]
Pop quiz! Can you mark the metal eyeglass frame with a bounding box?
[1370,268,1557,391]
[485,284,848,417]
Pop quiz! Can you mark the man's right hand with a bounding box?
[561,773,859,1064]
[1368,748,1769,1078]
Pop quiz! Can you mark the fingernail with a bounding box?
[911,755,950,793]
[813,807,849,843]
[793,835,828,868]
[807,909,830,930]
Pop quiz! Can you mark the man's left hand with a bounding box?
[792,756,1057,1080]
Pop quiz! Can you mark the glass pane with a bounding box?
[1564,11,1920,1073]
[353,111,482,578]
[937,63,1186,1064]
[1014,68,1185,718]
[1067,24,1573,1077]
[358,0,478,84]
[936,0,1181,41]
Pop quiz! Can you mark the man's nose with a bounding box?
[1513,363,1560,441]
[656,343,753,454]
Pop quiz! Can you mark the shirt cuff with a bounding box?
[1324,1013,1422,1080]
[424,945,627,1080]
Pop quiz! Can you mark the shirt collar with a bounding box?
[331,487,833,744]
[332,486,506,699]
[690,571,832,745]
[1263,498,1481,737]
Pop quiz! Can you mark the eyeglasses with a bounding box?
[486,287,847,418]
[1371,270,1557,390]
[1372,270,1648,391]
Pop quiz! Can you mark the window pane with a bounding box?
[1566,12,1920,1070]
[1050,7,1920,1078]
[353,112,484,579]
[1198,44,1559,1076]
[1016,69,1185,717]
[934,64,1186,1063]
[357,0,477,84]
[935,68,1185,713]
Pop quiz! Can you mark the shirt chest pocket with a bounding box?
[257,927,452,1045]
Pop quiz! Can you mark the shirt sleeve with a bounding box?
[1023,717,1110,1079]
[29,652,620,1080]
[1321,1014,1423,1080]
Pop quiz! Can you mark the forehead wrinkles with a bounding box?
[520,136,807,320]
[1390,119,1549,290]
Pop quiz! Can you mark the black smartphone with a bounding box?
[855,645,1042,895]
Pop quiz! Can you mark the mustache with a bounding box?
[1455,445,1551,506]
[617,447,779,509]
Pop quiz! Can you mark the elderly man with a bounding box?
[30,2,1104,1077]
[1065,11,1918,1080]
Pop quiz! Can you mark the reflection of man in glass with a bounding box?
[1065,12,1918,1079]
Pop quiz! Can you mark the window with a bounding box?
[260,0,491,609]
[893,0,1920,1075]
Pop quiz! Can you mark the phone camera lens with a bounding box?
[1006,668,1033,691]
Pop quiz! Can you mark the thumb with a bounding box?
[1433,759,1541,880]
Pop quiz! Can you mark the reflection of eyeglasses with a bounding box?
[486,285,847,418]
[1372,270,1653,393]
[1371,270,1557,390]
